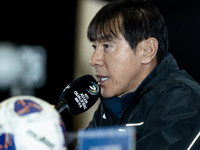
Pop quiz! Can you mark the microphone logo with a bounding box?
[86,82,100,96]
[63,84,70,92]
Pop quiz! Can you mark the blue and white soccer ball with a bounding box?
[0,95,67,150]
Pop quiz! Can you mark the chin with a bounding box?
[101,90,114,98]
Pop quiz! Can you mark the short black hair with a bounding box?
[87,0,169,64]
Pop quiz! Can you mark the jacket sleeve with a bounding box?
[136,84,200,150]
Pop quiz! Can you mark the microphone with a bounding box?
[56,75,101,115]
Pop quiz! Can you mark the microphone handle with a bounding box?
[55,101,70,113]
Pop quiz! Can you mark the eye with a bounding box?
[103,44,110,49]
[91,44,97,51]
[103,43,113,53]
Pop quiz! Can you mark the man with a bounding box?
[85,0,200,149]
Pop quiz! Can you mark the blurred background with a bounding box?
[0,0,200,136]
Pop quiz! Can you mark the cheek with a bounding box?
[107,56,135,84]
[110,54,137,74]
[110,56,141,87]
[106,56,124,78]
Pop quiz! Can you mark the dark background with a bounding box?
[0,2,77,130]
[0,0,200,132]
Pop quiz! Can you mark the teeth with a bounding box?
[101,77,108,81]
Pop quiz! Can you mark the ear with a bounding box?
[141,37,158,64]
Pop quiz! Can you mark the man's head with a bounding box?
[88,0,169,98]
[88,0,169,64]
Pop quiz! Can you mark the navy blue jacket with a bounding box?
[87,53,200,150]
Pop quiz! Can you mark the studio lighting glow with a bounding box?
[0,41,47,96]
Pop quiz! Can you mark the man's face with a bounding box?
[90,34,147,98]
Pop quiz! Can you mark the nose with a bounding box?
[89,46,104,68]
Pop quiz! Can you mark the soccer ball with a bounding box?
[0,95,67,150]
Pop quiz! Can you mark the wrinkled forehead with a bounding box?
[87,17,123,42]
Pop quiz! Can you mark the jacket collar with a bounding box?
[102,65,157,118]
[150,53,179,84]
